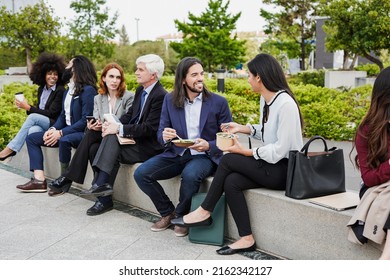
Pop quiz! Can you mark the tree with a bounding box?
[171,0,246,72]
[0,1,61,72]
[260,0,319,70]
[118,24,130,46]
[320,0,390,70]
[66,0,118,61]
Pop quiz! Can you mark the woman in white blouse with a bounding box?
[172,53,303,255]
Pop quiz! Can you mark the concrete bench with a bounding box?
[36,146,382,260]
[7,145,382,259]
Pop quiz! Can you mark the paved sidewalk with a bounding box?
[0,163,277,260]
[0,138,360,260]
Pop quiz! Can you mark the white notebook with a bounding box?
[308,192,359,211]
[103,113,135,145]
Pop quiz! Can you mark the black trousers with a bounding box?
[64,129,102,184]
[201,153,288,237]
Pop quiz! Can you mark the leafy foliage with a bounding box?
[171,0,246,72]
[260,0,319,70]
[289,70,325,87]
[0,83,38,148]
[0,1,61,72]
[354,64,381,77]
[65,0,118,62]
[320,0,390,70]
[0,75,374,149]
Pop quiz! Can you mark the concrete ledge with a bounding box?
[36,147,382,260]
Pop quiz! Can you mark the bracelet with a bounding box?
[59,130,63,137]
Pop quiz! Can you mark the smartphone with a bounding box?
[86,116,96,123]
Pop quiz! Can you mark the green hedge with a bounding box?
[0,83,38,148]
[0,78,373,149]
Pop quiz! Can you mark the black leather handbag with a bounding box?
[285,136,346,199]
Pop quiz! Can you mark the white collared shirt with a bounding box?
[185,93,203,155]
[64,80,75,126]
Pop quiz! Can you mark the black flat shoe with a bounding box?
[48,176,72,193]
[171,216,212,228]
[216,243,257,255]
[79,183,113,197]
[86,201,113,216]
[0,150,16,161]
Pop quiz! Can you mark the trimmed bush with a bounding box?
[0,83,38,147]
[0,77,374,149]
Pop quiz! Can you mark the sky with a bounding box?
[44,0,267,44]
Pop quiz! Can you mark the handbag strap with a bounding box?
[300,135,328,156]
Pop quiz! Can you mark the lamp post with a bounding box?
[216,69,226,93]
[134,18,140,41]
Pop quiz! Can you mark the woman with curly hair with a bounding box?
[48,63,134,196]
[0,52,66,161]
[15,55,97,194]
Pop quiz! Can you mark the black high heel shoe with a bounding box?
[0,151,16,161]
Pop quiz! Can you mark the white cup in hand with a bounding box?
[15,92,24,102]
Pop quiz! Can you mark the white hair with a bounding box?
[136,54,165,80]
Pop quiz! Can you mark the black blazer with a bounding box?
[27,85,65,125]
[120,81,167,161]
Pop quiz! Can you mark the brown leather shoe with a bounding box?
[48,189,64,197]
[151,212,175,232]
[16,178,47,193]
[174,226,188,237]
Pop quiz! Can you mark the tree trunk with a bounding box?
[342,50,349,70]
[349,54,358,70]
[362,51,384,71]
[26,48,33,74]
[300,33,306,70]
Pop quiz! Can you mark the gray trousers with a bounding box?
[92,134,142,176]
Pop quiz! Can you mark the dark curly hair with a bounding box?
[29,53,66,87]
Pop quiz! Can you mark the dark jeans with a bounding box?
[202,153,288,237]
[26,130,84,171]
[134,150,216,217]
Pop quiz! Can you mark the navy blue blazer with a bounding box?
[52,85,96,136]
[157,92,232,164]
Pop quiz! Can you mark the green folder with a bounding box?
[188,193,226,246]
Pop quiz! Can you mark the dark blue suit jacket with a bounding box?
[52,85,96,135]
[157,92,232,164]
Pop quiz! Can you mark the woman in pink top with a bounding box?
[354,66,390,260]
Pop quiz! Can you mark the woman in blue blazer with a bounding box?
[16,55,97,193]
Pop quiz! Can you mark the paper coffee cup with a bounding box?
[15,92,24,102]
[216,132,235,149]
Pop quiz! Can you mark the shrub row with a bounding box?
[0,77,372,149]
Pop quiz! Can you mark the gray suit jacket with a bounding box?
[93,90,135,120]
